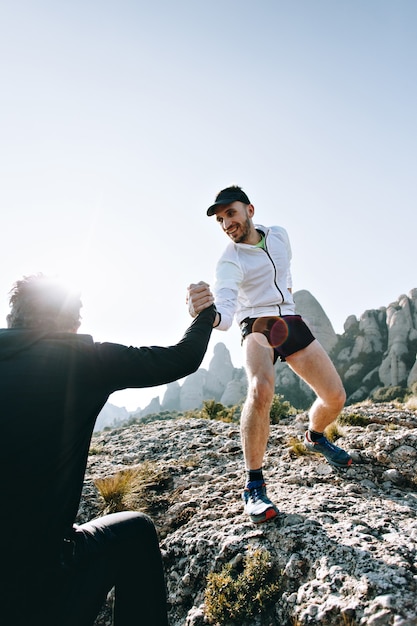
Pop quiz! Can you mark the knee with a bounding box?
[96,511,158,547]
[246,377,275,408]
[120,511,158,543]
[326,386,346,412]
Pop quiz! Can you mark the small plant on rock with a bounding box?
[204,547,282,625]
[269,394,296,424]
[89,444,104,455]
[288,436,309,457]
[405,395,417,411]
[338,412,370,427]
[94,461,170,514]
[325,422,345,442]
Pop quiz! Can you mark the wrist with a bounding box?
[213,311,221,328]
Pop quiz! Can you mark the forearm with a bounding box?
[163,305,218,380]
[101,305,217,391]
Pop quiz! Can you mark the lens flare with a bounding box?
[252,316,289,348]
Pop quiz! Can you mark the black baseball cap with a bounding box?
[206,186,251,216]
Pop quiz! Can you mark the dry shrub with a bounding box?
[94,461,170,514]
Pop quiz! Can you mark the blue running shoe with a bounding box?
[304,431,352,468]
[242,480,279,524]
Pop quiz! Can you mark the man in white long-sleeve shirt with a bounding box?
[203,185,352,524]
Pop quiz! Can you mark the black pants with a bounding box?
[5,511,169,626]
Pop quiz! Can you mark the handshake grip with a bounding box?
[186,281,215,318]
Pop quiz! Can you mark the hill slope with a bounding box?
[82,403,417,626]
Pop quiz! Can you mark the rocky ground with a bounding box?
[80,402,417,626]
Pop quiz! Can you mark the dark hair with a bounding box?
[7,273,82,331]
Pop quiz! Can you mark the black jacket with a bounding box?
[0,305,216,563]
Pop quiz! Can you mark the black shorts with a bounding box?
[240,315,315,363]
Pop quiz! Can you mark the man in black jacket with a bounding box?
[0,274,215,626]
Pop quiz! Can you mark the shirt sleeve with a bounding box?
[94,305,217,392]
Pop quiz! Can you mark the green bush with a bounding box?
[371,386,407,403]
[198,399,240,423]
[269,394,296,424]
[338,412,370,427]
[204,548,282,625]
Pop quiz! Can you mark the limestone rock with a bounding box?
[141,395,161,416]
[407,357,417,388]
[110,288,417,426]
[332,289,417,403]
[162,381,181,411]
[204,342,235,401]
[180,369,207,411]
[274,362,314,409]
[293,289,337,353]
[379,295,417,387]
[94,402,130,432]
[220,375,247,407]
[86,402,417,626]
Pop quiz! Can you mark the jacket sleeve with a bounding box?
[95,305,217,392]
[281,227,293,290]
[213,258,243,331]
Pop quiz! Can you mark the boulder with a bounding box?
[220,377,247,407]
[162,381,181,411]
[87,402,417,626]
[180,369,207,411]
[293,289,337,353]
[205,342,235,400]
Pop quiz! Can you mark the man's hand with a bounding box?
[186,281,214,317]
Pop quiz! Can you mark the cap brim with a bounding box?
[206,200,228,216]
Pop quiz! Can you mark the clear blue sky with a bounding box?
[1,1,416,410]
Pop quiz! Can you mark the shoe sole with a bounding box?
[327,457,353,468]
[248,506,279,524]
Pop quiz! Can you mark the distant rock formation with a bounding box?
[95,402,130,431]
[204,342,235,400]
[179,369,207,411]
[332,289,417,403]
[273,290,339,408]
[162,380,181,411]
[160,343,246,414]
[133,288,417,417]
[293,289,337,353]
[380,291,417,386]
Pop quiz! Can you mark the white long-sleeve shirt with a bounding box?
[214,224,296,331]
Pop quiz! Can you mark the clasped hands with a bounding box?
[186,281,214,318]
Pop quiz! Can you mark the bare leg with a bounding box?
[240,333,280,523]
[241,333,275,469]
[286,340,346,431]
